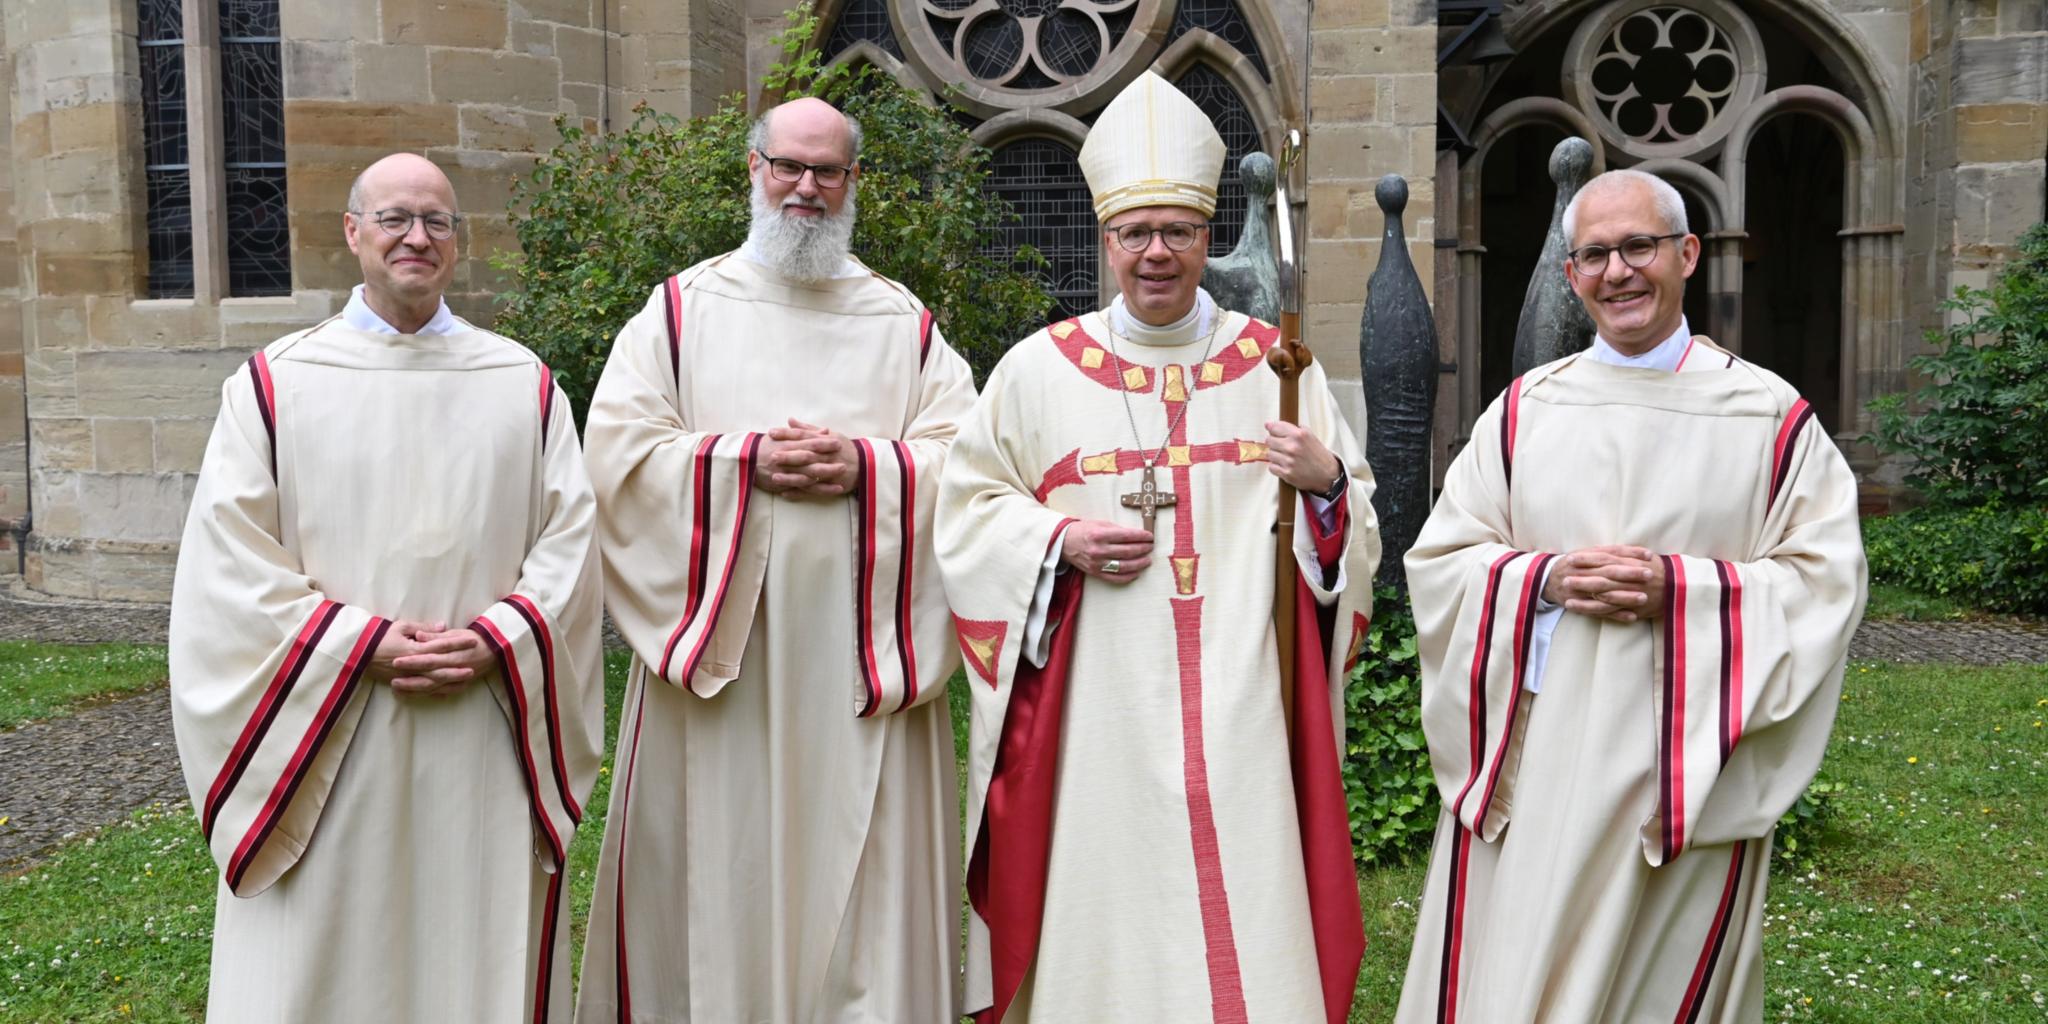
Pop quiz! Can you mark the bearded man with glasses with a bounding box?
[937,71,1381,1023]
[1393,168,1867,1022]
[575,96,976,1024]
[169,152,605,1022]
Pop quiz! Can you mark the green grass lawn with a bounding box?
[3,659,2042,1021]
[0,643,168,731]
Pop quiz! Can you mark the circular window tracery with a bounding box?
[899,0,1170,118]
[1563,0,1763,160]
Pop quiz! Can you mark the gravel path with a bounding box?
[0,583,2041,872]
[0,686,185,870]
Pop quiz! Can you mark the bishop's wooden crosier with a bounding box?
[1266,128,1310,734]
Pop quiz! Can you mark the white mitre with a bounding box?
[1079,70,1226,221]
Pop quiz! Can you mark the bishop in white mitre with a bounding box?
[937,71,1382,1024]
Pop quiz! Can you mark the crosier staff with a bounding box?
[1265,128,1308,737]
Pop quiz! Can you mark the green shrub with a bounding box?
[1775,777,1844,872]
[1867,222,2048,508]
[1862,501,2048,614]
[491,5,1051,419]
[1342,586,1439,865]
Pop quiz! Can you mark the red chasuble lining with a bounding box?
[202,599,339,840]
[226,616,390,893]
[1289,546,1367,1024]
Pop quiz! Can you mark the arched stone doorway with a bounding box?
[1440,0,1903,457]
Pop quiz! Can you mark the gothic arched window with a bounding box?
[1172,63,1259,256]
[986,138,1098,322]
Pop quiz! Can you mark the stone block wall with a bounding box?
[1907,0,2047,332]
[1303,0,1438,423]
[0,10,23,570]
[4,0,738,599]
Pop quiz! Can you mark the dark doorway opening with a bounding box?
[1741,114,1845,431]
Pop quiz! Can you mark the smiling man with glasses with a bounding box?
[937,71,1380,1024]
[575,96,977,1024]
[169,152,605,1022]
[1394,168,1867,1023]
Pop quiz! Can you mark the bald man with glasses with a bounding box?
[170,152,606,1022]
[1393,168,1866,1023]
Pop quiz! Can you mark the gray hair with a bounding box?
[747,103,863,164]
[1562,169,1688,242]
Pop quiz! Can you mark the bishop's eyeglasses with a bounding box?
[756,151,855,189]
[1566,233,1685,276]
[356,208,462,240]
[1107,221,1207,253]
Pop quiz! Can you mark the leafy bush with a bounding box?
[1342,586,1439,865]
[491,5,1051,419]
[1861,501,2048,614]
[1867,223,2048,508]
[1775,777,1843,872]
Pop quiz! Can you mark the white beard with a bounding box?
[745,176,858,283]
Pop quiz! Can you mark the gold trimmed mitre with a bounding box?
[1079,70,1226,222]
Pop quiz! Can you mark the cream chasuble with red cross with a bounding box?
[576,254,974,1024]
[170,319,606,1023]
[1395,342,1866,1024]
[938,307,1381,1024]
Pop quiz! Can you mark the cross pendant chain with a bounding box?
[1119,462,1179,535]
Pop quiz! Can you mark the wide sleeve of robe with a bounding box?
[1646,397,1866,864]
[468,370,608,869]
[589,280,972,715]
[1403,386,1563,844]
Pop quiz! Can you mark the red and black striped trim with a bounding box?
[247,352,278,478]
[1715,560,1745,764]
[663,276,684,392]
[658,434,722,681]
[1673,840,1750,1024]
[1436,823,1474,1024]
[538,365,557,453]
[225,616,390,892]
[668,433,765,687]
[1499,377,1523,489]
[202,600,341,840]
[507,594,578,822]
[891,440,919,711]
[474,616,566,865]
[612,681,651,1023]
[1767,399,1815,512]
[1448,550,1524,820]
[853,440,882,716]
[1476,552,1554,820]
[918,309,936,369]
[531,868,565,1024]
[1658,554,1689,863]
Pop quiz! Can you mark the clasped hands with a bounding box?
[755,418,859,498]
[1059,421,1343,584]
[368,620,497,696]
[1543,545,1669,623]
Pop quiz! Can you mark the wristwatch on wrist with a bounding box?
[1314,463,1349,504]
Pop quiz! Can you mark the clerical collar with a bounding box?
[1108,288,1217,348]
[1588,317,1691,372]
[342,284,459,336]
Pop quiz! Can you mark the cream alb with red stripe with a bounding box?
[170,317,605,1023]
[1395,339,1866,1023]
[577,253,973,1023]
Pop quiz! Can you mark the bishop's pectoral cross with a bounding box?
[1120,463,1179,535]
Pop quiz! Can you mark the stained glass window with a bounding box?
[1165,0,1270,81]
[1172,64,1260,256]
[986,139,1099,322]
[140,0,193,298]
[823,0,904,61]
[219,0,289,295]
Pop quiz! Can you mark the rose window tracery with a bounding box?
[925,0,1138,89]
[1564,0,1763,159]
